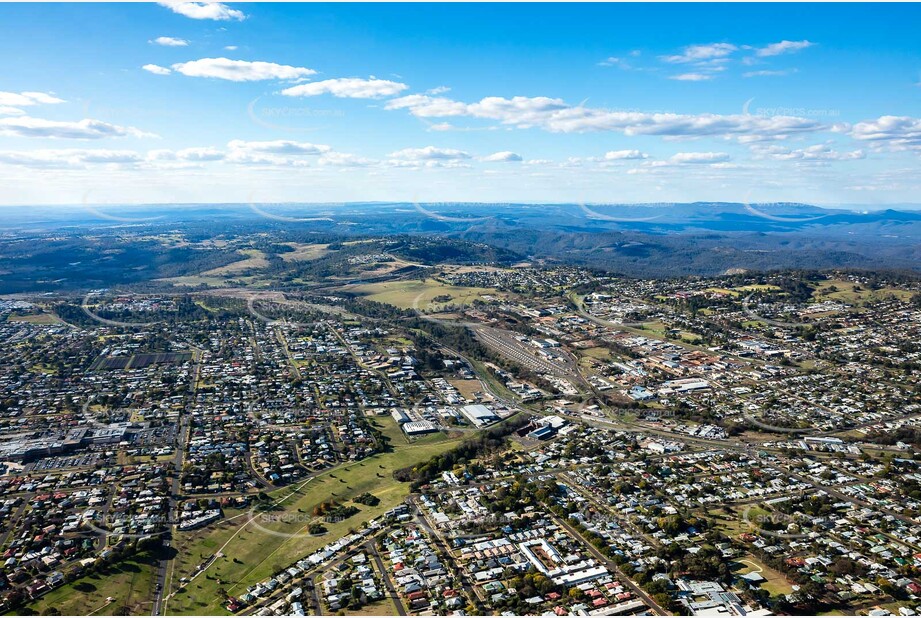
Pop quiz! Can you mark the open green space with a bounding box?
[812,279,915,305]
[733,554,795,596]
[21,548,162,616]
[6,312,62,325]
[166,436,462,615]
[348,279,501,311]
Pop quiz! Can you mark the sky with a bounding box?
[0,1,919,207]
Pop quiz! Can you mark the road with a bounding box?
[551,513,667,616]
[152,345,202,616]
[367,539,407,616]
[151,411,191,616]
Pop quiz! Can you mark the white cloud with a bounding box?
[0,91,65,107]
[662,43,737,64]
[847,115,921,151]
[178,146,225,161]
[386,94,470,117]
[151,36,189,47]
[0,116,154,140]
[0,149,144,168]
[224,45,238,51]
[756,40,814,57]
[282,77,408,99]
[387,94,825,141]
[157,1,245,21]
[603,150,648,160]
[598,56,632,69]
[743,69,797,78]
[228,139,331,155]
[171,58,315,81]
[752,144,865,161]
[388,146,471,161]
[223,139,337,167]
[0,107,25,116]
[143,64,172,75]
[147,146,225,161]
[317,152,374,167]
[669,152,731,164]
[669,73,714,82]
[482,151,522,162]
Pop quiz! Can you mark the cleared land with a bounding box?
[202,249,269,276]
[348,279,501,311]
[5,312,63,325]
[449,378,485,402]
[280,243,332,262]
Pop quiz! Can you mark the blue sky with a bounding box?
[0,1,918,206]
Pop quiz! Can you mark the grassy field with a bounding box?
[166,436,462,615]
[345,596,399,616]
[703,287,742,297]
[733,554,794,596]
[202,249,269,276]
[280,242,332,262]
[348,279,501,311]
[580,347,612,361]
[636,320,701,341]
[812,279,915,305]
[370,415,410,447]
[22,548,162,616]
[449,378,485,402]
[6,312,63,325]
[708,506,756,538]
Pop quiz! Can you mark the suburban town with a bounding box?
[0,250,919,617]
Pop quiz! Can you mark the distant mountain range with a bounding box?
[1,202,919,280]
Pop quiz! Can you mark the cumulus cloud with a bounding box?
[386,94,473,118]
[146,147,225,162]
[669,152,731,164]
[0,149,143,168]
[151,36,189,47]
[223,139,335,166]
[603,150,648,160]
[846,115,921,151]
[0,116,154,140]
[386,94,824,141]
[281,77,408,99]
[388,146,471,161]
[756,40,814,57]
[662,43,737,64]
[752,144,865,161]
[482,151,522,162]
[317,152,374,167]
[171,58,315,81]
[0,91,65,107]
[157,1,245,21]
[227,139,331,155]
[178,146,224,161]
[143,64,172,75]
